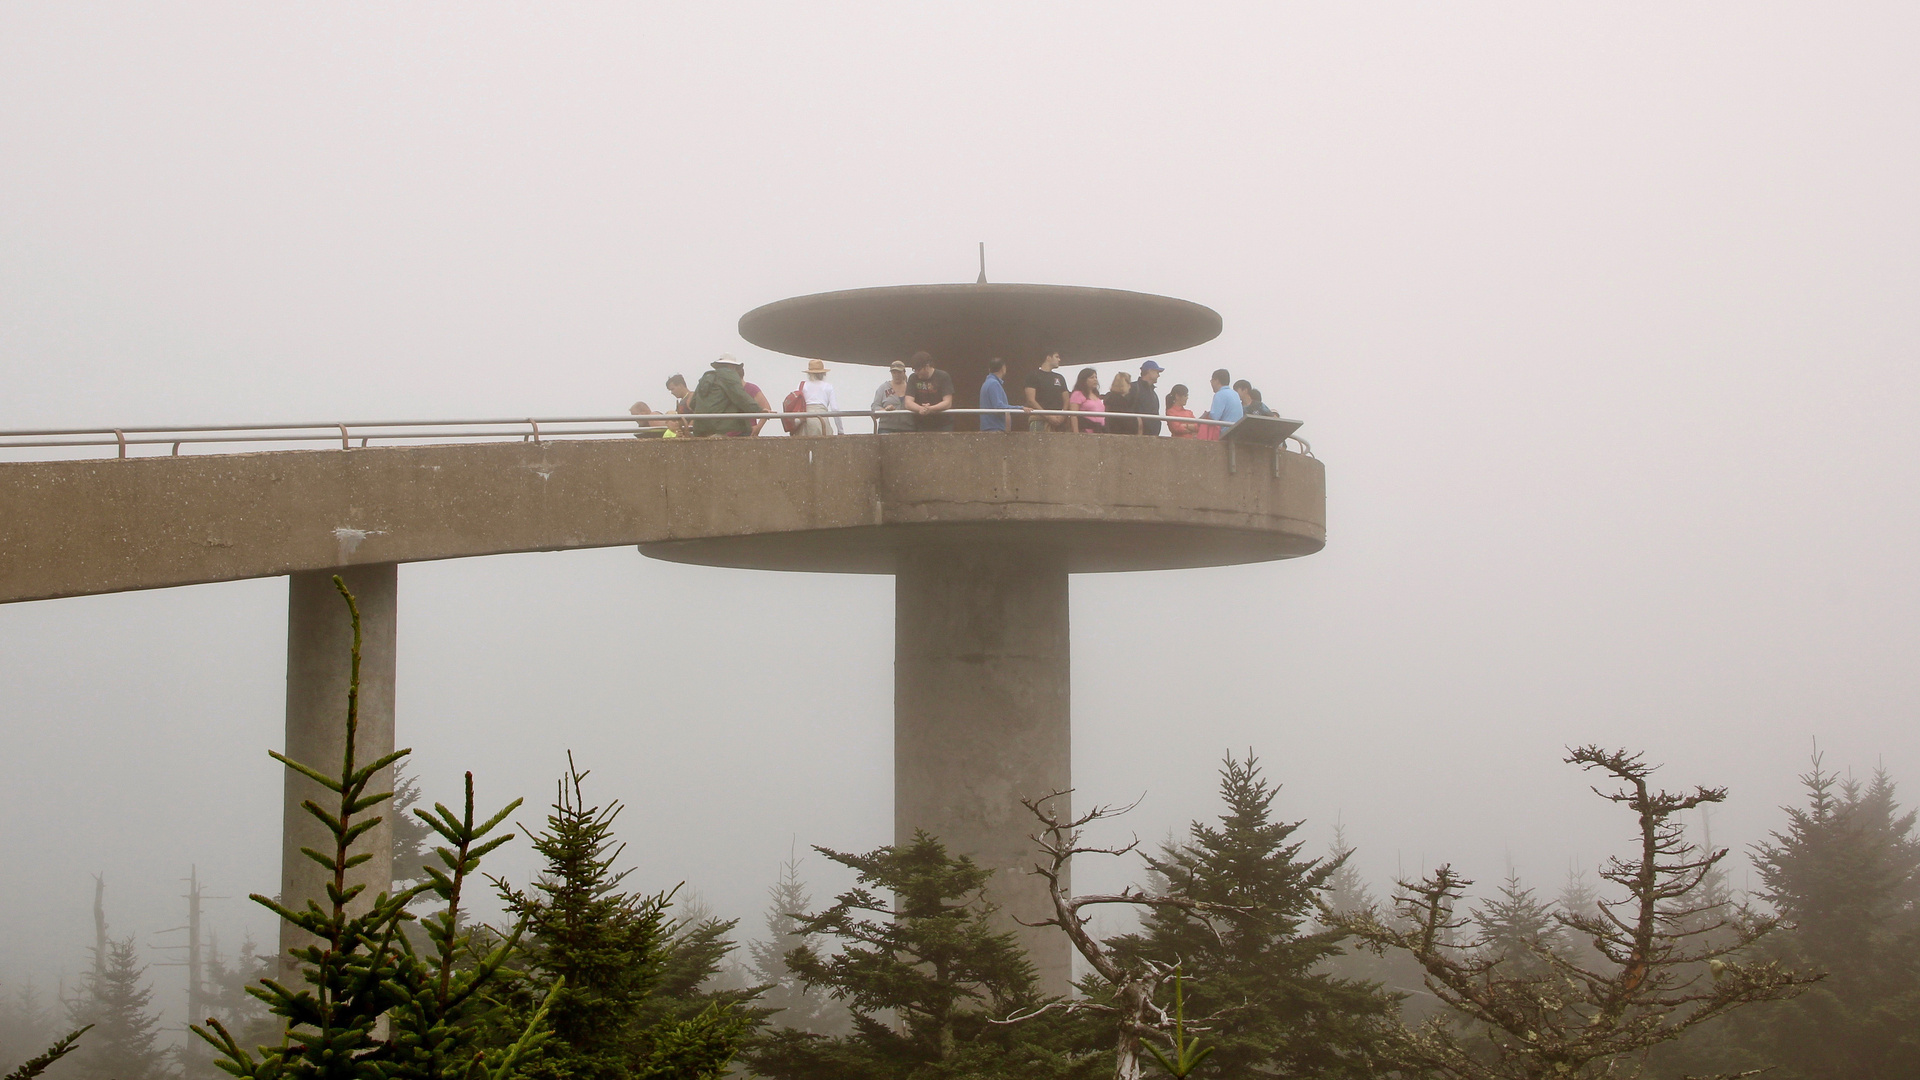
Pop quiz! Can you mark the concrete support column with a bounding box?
[281,564,397,970]
[894,545,1071,994]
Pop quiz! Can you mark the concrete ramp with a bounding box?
[0,433,1323,603]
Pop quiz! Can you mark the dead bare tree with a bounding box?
[1331,746,1820,1080]
[1002,792,1240,1080]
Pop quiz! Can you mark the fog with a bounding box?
[3,1,1918,1035]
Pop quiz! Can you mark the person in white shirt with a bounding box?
[797,358,842,435]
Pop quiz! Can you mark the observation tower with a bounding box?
[676,272,1319,989]
[0,267,1324,996]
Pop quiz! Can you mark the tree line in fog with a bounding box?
[4,588,1916,1079]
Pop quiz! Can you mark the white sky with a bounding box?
[3,1,1918,1030]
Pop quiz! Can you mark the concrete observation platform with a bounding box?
[3,271,1326,992]
[0,430,1323,991]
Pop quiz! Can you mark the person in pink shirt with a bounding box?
[1067,367,1106,433]
[1165,384,1199,438]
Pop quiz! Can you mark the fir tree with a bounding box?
[1552,867,1608,972]
[187,937,274,1075]
[1120,755,1400,1079]
[66,936,169,1080]
[196,577,549,1080]
[1658,756,1920,1079]
[1314,831,1438,1029]
[746,857,848,1036]
[1319,826,1376,918]
[493,756,753,1080]
[649,911,763,1043]
[0,982,58,1079]
[390,764,434,890]
[1018,791,1279,1080]
[747,833,1098,1080]
[1755,762,1920,997]
[1452,873,1574,1070]
[1471,874,1565,979]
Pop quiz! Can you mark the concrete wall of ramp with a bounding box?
[0,433,1325,603]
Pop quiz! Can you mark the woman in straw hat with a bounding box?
[795,358,841,436]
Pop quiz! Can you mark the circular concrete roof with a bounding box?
[737,283,1222,368]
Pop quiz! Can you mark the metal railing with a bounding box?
[0,409,1310,460]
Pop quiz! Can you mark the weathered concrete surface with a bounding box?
[281,564,395,975]
[896,545,1071,994]
[0,434,1324,602]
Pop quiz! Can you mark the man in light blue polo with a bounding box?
[1206,367,1244,433]
[978,357,1013,432]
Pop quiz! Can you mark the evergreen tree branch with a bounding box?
[4,1026,90,1080]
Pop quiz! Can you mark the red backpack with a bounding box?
[781,382,807,433]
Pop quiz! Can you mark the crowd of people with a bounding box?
[627,351,1279,439]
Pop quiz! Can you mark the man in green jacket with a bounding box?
[691,355,761,437]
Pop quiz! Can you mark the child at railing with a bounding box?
[628,401,674,439]
[1165,385,1198,438]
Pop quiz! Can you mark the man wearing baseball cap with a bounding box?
[872,360,914,433]
[1131,360,1166,436]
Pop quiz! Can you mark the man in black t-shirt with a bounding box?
[1131,360,1164,436]
[1022,351,1070,432]
[904,351,955,432]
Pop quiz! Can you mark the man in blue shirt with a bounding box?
[1206,368,1244,431]
[978,357,1013,432]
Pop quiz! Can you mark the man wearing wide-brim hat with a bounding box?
[691,353,760,438]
